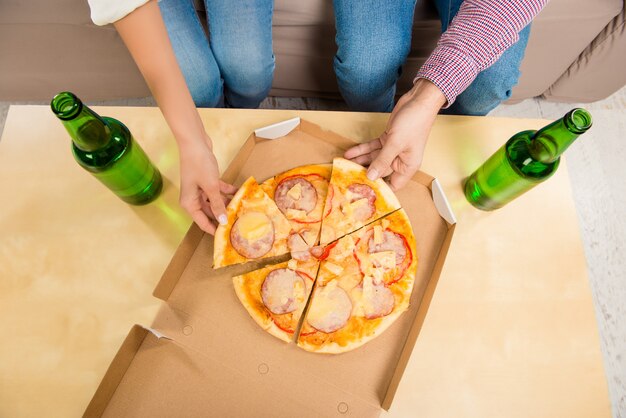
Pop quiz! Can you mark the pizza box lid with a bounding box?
[84,118,456,418]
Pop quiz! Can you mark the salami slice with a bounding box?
[261,268,306,315]
[230,212,275,259]
[368,230,407,265]
[307,283,352,333]
[347,183,376,221]
[275,177,318,214]
[363,282,395,319]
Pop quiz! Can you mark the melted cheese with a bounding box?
[320,226,335,244]
[369,251,396,269]
[308,280,339,322]
[381,219,390,230]
[286,208,307,220]
[324,262,344,276]
[327,235,355,261]
[294,279,306,303]
[236,212,272,241]
[287,183,302,200]
[287,259,298,270]
[373,225,384,244]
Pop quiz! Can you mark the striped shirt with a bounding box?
[416,0,548,107]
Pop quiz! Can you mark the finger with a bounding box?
[219,181,238,196]
[344,138,382,159]
[202,180,228,226]
[349,153,376,166]
[190,208,217,234]
[388,170,414,192]
[200,199,217,221]
[366,139,400,181]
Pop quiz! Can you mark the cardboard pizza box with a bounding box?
[84,118,456,418]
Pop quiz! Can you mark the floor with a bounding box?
[1,88,624,417]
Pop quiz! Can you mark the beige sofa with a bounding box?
[0,0,624,103]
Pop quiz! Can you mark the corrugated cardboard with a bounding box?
[85,119,456,418]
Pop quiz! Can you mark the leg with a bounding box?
[445,25,531,115]
[433,0,532,116]
[333,0,417,112]
[159,0,223,107]
[204,0,274,108]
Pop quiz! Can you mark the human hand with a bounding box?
[178,135,237,234]
[344,79,446,190]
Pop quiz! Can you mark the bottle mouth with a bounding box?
[51,92,82,120]
[566,108,592,134]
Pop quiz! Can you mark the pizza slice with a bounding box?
[297,209,417,354]
[214,176,295,268]
[233,259,319,343]
[319,158,401,245]
[261,164,332,246]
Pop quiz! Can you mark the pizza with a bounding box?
[214,176,295,268]
[319,158,401,244]
[297,209,417,353]
[261,164,331,246]
[221,159,418,354]
[233,259,318,343]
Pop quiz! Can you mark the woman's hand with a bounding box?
[179,135,237,234]
[344,79,446,190]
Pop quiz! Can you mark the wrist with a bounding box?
[176,131,213,153]
[407,78,447,111]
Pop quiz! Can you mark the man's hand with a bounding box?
[344,79,446,190]
[179,135,237,234]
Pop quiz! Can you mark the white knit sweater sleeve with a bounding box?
[88,0,151,26]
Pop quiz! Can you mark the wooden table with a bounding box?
[0,106,611,417]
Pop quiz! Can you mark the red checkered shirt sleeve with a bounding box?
[415,0,548,107]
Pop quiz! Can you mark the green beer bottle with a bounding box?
[464,108,592,210]
[51,92,163,205]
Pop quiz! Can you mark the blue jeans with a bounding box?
[159,0,274,108]
[334,0,531,114]
[161,0,530,115]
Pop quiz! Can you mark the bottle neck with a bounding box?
[51,92,111,152]
[529,108,592,164]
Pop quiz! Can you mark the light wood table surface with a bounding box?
[0,106,610,417]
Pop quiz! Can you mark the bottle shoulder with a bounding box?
[505,131,559,180]
[72,117,132,170]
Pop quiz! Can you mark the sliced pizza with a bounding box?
[233,259,319,343]
[319,158,401,245]
[214,176,294,268]
[297,209,417,354]
[260,164,332,246]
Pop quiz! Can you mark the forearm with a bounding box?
[416,0,548,107]
[114,0,209,149]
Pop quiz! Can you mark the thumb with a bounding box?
[366,138,399,181]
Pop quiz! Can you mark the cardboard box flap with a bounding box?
[431,178,457,225]
[84,325,150,417]
[254,117,301,139]
[89,325,382,418]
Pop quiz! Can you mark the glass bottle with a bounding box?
[464,108,592,210]
[51,92,162,205]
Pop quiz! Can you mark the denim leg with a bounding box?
[445,25,531,115]
[204,0,274,108]
[333,0,417,112]
[159,0,223,107]
[433,0,532,116]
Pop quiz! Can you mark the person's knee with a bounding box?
[185,70,223,108]
[334,46,407,112]
[220,52,275,107]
